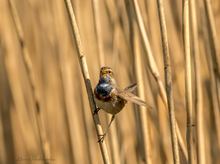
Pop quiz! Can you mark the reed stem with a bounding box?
[63,0,110,163]
[130,0,187,159]
[156,0,180,163]
[183,0,195,163]
[8,0,50,162]
[133,23,152,164]
[190,0,205,163]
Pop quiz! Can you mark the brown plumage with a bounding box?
[94,66,150,142]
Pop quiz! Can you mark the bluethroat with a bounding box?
[94,66,147,142]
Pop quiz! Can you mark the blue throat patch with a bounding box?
[96,76,113,97]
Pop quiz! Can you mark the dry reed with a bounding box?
[189,0,205,163]
[133,23,152,163]
[8,0,50,162]
[183,0,195,163]
[203,0,220,146]
[130,0,187,160]
[1,0,220,163]
[91,0,120,163]
[63,0,110,163]
[156,0,180,163]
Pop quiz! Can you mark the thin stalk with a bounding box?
[92,0,120,163]
[201,11,220,162]
[109,30,121,164]
[92,0,104,67]
[203,9,220,152]
[156,0,180,163]
[203,0,220,77]
[203,3,220,142]
[183,0,194,163]
[108,116,120,164]
[63,0,110,163]
[203,0,220,145]
[8,0,50,162]
[129,0,188,159]
[58,47,83,163]
[207,44,220,152]
[131,0,166,107]
[133,23,152,164]
[190,0,205,163]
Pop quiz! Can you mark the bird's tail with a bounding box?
[117,83,153,109]
[124,83,137,93]
[117,84,146,106]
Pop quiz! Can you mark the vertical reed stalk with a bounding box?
[189,0,205,163]
[203,2,220,147]
[203,9,220,153]
[129,0,187,159]
[58,47,82,163]
[109,31,121,164]
[63,0,110,163]
[92,0,120,162]
[203,0,220,77]
[183,0,194,163]
[203,0,220,146]
[8,0,50,162]
[92,0,104,67]
[156,0,180,163]
[133,23,152,164]
[131,0,167,107]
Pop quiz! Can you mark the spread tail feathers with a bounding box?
[117,90,146,106]
[124,83,137,93]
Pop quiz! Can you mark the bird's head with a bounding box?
[99,66,114,78]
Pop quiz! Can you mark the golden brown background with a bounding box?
[0,0,220,163]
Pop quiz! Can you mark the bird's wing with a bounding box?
[124,83,137,93]
[115,89,146,106]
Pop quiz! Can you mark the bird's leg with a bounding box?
[98,115,115,143]
[93,107,101,115]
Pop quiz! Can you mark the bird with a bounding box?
[94,66,147,142]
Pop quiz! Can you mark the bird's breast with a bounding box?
[94,78,126,114]
[95,95,126,115]
[95,82,112,98]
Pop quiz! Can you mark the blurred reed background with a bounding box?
[0,0,220,163]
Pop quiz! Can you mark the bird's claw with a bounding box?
[98,134,106,143]
[93,107,100,115]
